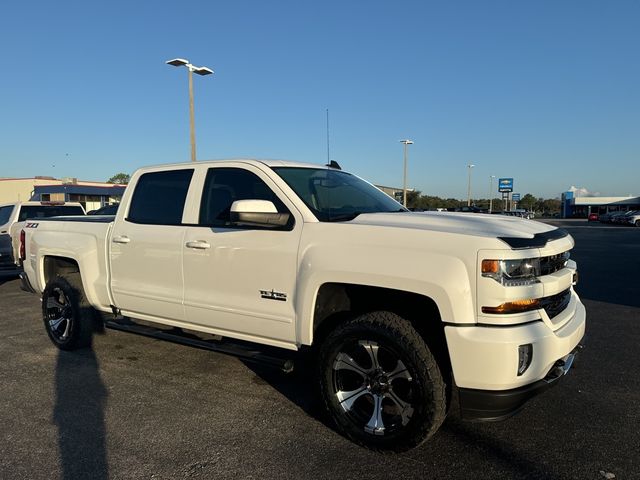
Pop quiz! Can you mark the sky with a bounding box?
[0,0,638,199]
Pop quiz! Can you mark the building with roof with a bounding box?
[561,191,640,218]
[375,185,414,203]
[0,177,126,211]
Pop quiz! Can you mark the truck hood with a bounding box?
[349,212,561,247]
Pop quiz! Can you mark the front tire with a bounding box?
[42,275,96,350]
[317,311,446,451]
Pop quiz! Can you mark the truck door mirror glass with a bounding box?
[230,200,290,228]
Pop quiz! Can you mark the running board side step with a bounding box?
[104,319,295,373]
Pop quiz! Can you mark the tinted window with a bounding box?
[88,204,119,215]
[273,168,405,222]
[128,170,194,225]
[199,168,289,227]
[18,205,85,221]
[0,205,15,225]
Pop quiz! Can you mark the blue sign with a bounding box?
[512,193,521,202]
[498,178,513,192]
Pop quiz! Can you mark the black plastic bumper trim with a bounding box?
[19,272,37,294]
[458,344,584,422]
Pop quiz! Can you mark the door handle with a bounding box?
[186,240,211,250]
[112,235,131,244]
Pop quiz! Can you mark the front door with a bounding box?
[182,165,301,346]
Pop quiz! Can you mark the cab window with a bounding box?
[127,169,194,225]
[199,168,291,228]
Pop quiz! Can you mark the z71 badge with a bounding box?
[25,223,39,228]
[259,289,287,302]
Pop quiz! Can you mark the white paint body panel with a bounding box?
[22,159,586,390]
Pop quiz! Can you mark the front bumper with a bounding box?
[458,344,584,421]
[445,291,586,391]
[445,289,585,421]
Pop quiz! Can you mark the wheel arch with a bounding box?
[311,283,453,386]
[43,256,81,284]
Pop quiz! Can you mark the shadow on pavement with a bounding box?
[440,419,559,479]
[242,354,328,426]
[53,301,109,480]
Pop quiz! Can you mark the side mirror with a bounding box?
[230,200,290,228]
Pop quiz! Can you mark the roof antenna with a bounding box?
[326,108,330,164]
[324,109,341,169]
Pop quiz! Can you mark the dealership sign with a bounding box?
[512,193,521,202]
[498,178,513,192]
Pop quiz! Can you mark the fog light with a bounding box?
[518,344,533,376]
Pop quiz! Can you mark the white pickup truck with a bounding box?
[19,159,585,451]
[0,201,85,272]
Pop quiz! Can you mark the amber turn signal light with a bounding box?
[481,260,499,274]
[482,298,541,314]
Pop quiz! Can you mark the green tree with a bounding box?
[541,198,561,215]
[518,193,537,211]
[107,173,130,185]
[405,190,422,209]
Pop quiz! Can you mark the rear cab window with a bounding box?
[127,169,194,225]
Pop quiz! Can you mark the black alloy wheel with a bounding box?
[318,311,446,451]
[42,275,95,350]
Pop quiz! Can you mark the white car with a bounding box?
[625,211,640,227]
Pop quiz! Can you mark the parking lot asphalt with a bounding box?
[1,221,639,480]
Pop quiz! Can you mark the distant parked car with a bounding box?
[625,211,640,227]
[87,203,119,215]
[588,213,599,222]
[3,201,86,268]
[0,233,17,274]
[613,211,635,225]
[598,212,612,223]
[454,205,484,213]
[0,201,85,234]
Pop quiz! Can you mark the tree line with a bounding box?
[406,191,561,215]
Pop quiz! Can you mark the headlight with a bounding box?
[482,252,570,286]
[482,258,541,286]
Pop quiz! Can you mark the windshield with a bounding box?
[273,167,406,222]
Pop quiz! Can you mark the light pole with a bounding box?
[467,164,475,206]
[488,175,495,213]
[166,58,214,162]
[400,139,414,207]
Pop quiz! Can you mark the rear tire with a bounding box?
[42,274,97,350]
[317,311,446,451]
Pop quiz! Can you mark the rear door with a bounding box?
[182,164,302,345]
[110,168,195,322]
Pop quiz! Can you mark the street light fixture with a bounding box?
[467,164,475,206]
[488,175,496,213]
[166,58,214,162]
[399,139,414,207]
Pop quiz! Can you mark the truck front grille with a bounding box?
[539,251,570,276]
[541,288,572,319]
